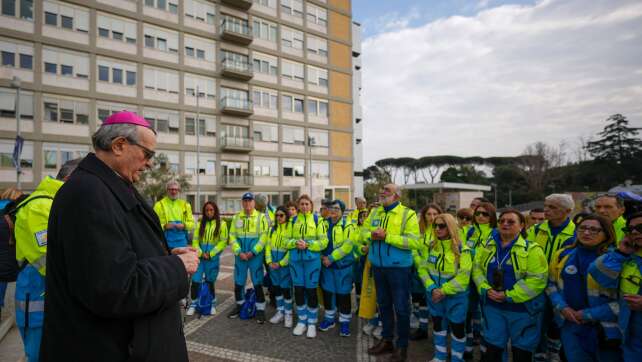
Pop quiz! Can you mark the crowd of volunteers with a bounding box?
[1,111,640,362]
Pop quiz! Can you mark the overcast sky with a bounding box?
[353,0,642,166]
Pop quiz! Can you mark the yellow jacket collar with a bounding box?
[34,176,64,197]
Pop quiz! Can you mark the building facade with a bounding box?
[0,0,354,213]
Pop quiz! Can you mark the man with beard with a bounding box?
[153,180,194,251]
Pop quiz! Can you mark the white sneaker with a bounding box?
[362,323,375,336]
[186,306,196,316]
[284,314,293,328]
[373,326,383,340]
[270,311,284,324]
[306,325,317,338]
[410,312,419,329]
[293,322,307,336]
[210,306,217,315]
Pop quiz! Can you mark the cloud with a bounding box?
[360,0,642,166]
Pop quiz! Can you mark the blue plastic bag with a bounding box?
[196,282,213,316]
[239,288,256,320]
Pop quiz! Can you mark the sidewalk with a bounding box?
[0,282,26,362]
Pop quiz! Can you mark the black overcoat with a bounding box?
[41,153,189,362]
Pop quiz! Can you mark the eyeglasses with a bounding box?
[127,139,156,160]
[167,188,180,192]
[623,224,642,234]
[498,219,517,225]
[577,225,603,235]
[329,206,342,211]
[475,211,490,217]
[459,216,472,221]
[276,213,286,218]
[433,223,448,230]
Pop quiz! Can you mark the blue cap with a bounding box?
[242,192,255,200]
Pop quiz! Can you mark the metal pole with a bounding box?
[493,183,498,206]
[308,136,313,196]
[14,78,21,190]
[196,86,201,211]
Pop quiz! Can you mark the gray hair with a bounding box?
[545,193,575,211]
[166,180,180,190]
[255,193,267,204]
[92,124,139,151]
[56,158,82,180]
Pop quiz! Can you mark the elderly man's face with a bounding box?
[379,184,399,206]
[544,200,570,224]
[167,185,180,199]
[120,127,156,183]
[595,196,624,222]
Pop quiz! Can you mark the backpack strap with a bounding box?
[313,213,319,226]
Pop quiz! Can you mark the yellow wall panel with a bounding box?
[330,101,352,128]
[329,11,351,43]
[331,131,352,157]
[329,41,351,69]
[330,71,351,99]
[328,0,351,13]
[331,161,353,186]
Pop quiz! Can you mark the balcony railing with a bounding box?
[221,58,253,80]
[222,174,253,188]
[220,96,253,116]
[220,19,253,45]
[221,0,252,10]
[220,136,253,151]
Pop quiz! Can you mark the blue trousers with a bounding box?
[269,266,292,289]
[623,311,642,362]
[427,290,468,324]
[19,326,41,362]
[234,254,264,286]
[482,303,543,352]
[192,257,220,283]
[0,282,6,307]
[289,258,321,288]
[560,322,621,362]
[321,265,353,294]
[373,266,411,348]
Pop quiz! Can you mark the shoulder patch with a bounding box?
[235,218,244,229]
[35,229,48,247]
[564,265,578,275]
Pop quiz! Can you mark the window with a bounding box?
[145,0,178,12]
[253,157,278,177]
[307,99,329,117]
[144,108,179,134]
[184,74,215,99]
[281,27,304,50]
[306,4,327,28]
[21,0,33,20]
[311,161,329,178]
[221,51,249,71]
[307,66,328,87]
[282,94,304,113]
[60,64,73,76]
[282,60,304,82]
[0,88,34,120]
[308,129,329,147]
[97,14,137,44]
[42,97,89,125]
[98,27,109,37]
[112,68,123,84]
[112,31,123,41]
[221,15,250,35]
[144,25,178,53]
[144,35,154,48]
[98,65,108,81]
[252,89,278,110]
[184,35,215,64]
[44,62,57,73]
[0,140,32,169]
[282,125,304,144]
[169,3,177,14]
[61,15,73,29]
[19,54,31,69]
[196,49,205,59]
[96,102,136,123]
[185,116,215,137]
[282,159,304,177]
[157,38,167,51]
[45,11,57,25]
[187,153,216,175]
[280,0,303,18]
[126,71,136,86]
[144,66,179,94]
[307,35,328,57]
[255,0,276,8]
[252,52,278,76]
[185,0,215,25]
[253,18,277,42]
[42,144,88,170]
[253,122,278,143]
[2,0,15,16]
[220,87,250,108]
[1,51,14,67]
[185,47,194,57]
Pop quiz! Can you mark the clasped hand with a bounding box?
[487,289,507,303]
[172,247,199,274]
[371,228,386,241]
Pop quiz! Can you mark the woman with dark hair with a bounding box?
[548,214,621,362]
[590,211,642,361]
[410,203,443,340]
[288,194,328,338]
[286,201,298,218]
[187,201,228,316]
[266,206,294,327]
[473,209,548,362]
[464,201,497,356]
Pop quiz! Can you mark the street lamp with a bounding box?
[10,76,22,190]
[308,136,315,196]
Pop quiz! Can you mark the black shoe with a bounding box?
[227,305,242,319]
[464,351,474,360]
[388,347,407,362]
[256,310,266,324]
[409,328,428,341]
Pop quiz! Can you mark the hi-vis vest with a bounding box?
[528,220,576,263]
[288,211,327,262]
[229,209,268,255]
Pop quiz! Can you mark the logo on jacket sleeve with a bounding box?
[564,265,578,275]
[371,219,380,227]
[236,218,244,229]
[34,230,48,247]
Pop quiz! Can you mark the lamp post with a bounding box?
[11,76,21,190]
[308,136,315,196]
[195,85,201,210]
[491,182,498,207]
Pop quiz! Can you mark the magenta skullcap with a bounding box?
[103,111,156,134]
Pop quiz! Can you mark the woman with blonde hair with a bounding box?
[417,213,472,362]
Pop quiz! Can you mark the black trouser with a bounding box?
[272,285,292,300]
[234,284,265,304]
[483,343,532,362]
[322,289,351,318]
[294,286,318,308]
[432,316,465,339]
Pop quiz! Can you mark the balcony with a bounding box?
[220,97,253,116]
[220,136,253,152]
[220,19,253,45]
[222,175,253,188]
[221,58,253,80]
[221,0,252,10]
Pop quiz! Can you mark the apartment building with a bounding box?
[0,0,355,213]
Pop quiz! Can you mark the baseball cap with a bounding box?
[242,192,255,200]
